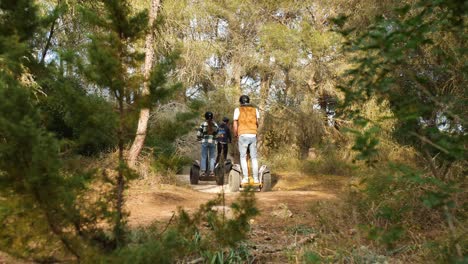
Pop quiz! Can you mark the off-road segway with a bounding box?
[214,158,232,185]
[228,149,272,192]
[213,143,233,185]
[190,152,231,185]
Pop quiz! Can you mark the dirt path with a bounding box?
[126,174,342,226]
[0,173,347,263]
[126,173,348,262]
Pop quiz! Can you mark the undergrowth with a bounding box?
[267,144,354,177]
[102,191,259,263]
[291,163,467,263]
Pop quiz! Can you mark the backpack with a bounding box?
[217,124,228,143]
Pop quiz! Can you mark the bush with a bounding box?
[40,76,118,155]
[304,150,354,176]
[106,191,258,263]
[350,163,465,254]
[152,154,191,175]
[268,143,354,177]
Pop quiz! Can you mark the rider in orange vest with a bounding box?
[233,95,260,184]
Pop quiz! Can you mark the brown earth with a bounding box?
[125,172,349,263]
[0,173,348,263]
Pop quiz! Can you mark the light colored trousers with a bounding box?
[238,135,259,182]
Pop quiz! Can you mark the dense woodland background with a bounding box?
[0,0,466,263]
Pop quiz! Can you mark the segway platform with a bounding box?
[190,159,232,186]
[228,164,272,192]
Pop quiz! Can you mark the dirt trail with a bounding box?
[125,172,349,262]
[126,174,343,227]
[0,173,347,263]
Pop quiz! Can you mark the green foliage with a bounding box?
[0,0,128,260]
[2,0,465,261]
[40,76,118,155]
[0,0,39,75]
[336,0,466,260]
[110,229,191,264]
[300,21,340,56]
[339,0,466,163]
[287,224,316,236]
[148,49,183,106]
[259,22,301,67]
[1,0,259,261]
[105,191,258,263]
[303,251,322,264]
[345,124,380,166]
[304,144,354,176]
[0,76,99,260]
[80,0,151,246]
[201,243,254,264]
[144,49,191,173]
[351,162,465,254]
[80,0,147,97]
[262,107,326,158]
[152,154,191,174]
[147,105,199,172]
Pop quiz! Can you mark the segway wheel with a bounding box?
[225,159,233,173]
[190,165,199,185]
[228,170,240,192]
[260,172,272,192]
[214,164,224,186]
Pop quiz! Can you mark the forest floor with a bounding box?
[126,171,350,263]
[0,171,350,264]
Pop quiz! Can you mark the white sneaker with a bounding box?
[241,177,249,184]
[253,178,260,184]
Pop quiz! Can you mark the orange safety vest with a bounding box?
[238,106,257,135]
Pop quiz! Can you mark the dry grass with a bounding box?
[0,251,31,264]
[264,157,465,263]
[272,171,349,193]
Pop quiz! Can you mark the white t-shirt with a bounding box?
[233,107,260,138]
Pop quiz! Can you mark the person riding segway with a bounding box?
[233,95,260,185]
[216,117,232,164]
[190,111,218,184]
[213,117,233,185]
[230,94,272,191]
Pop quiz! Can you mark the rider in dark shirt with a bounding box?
[216,116,232,164]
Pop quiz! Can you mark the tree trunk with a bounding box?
[257,72,271,154]
[40,2,58,65]
[127,0,161,169]
[115,97,125,246]
[233,63,242,94]
[283,68,291,101]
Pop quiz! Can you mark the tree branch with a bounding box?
[40,1,61,64]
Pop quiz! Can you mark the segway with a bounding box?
[214,158,232,185]
[213,143,233,185]
[228,149,272,192]
[190,152,232,185]
[189,160,202,185]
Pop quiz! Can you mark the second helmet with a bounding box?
[204,111,213,120]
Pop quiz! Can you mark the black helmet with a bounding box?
[239,95,250,105]
[222,116,229,123]
[204,111,213,120]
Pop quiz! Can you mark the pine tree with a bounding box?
[0,1,89,260]
[338,0,466,259]
[128,0,161,169]
[80,0,148,246]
